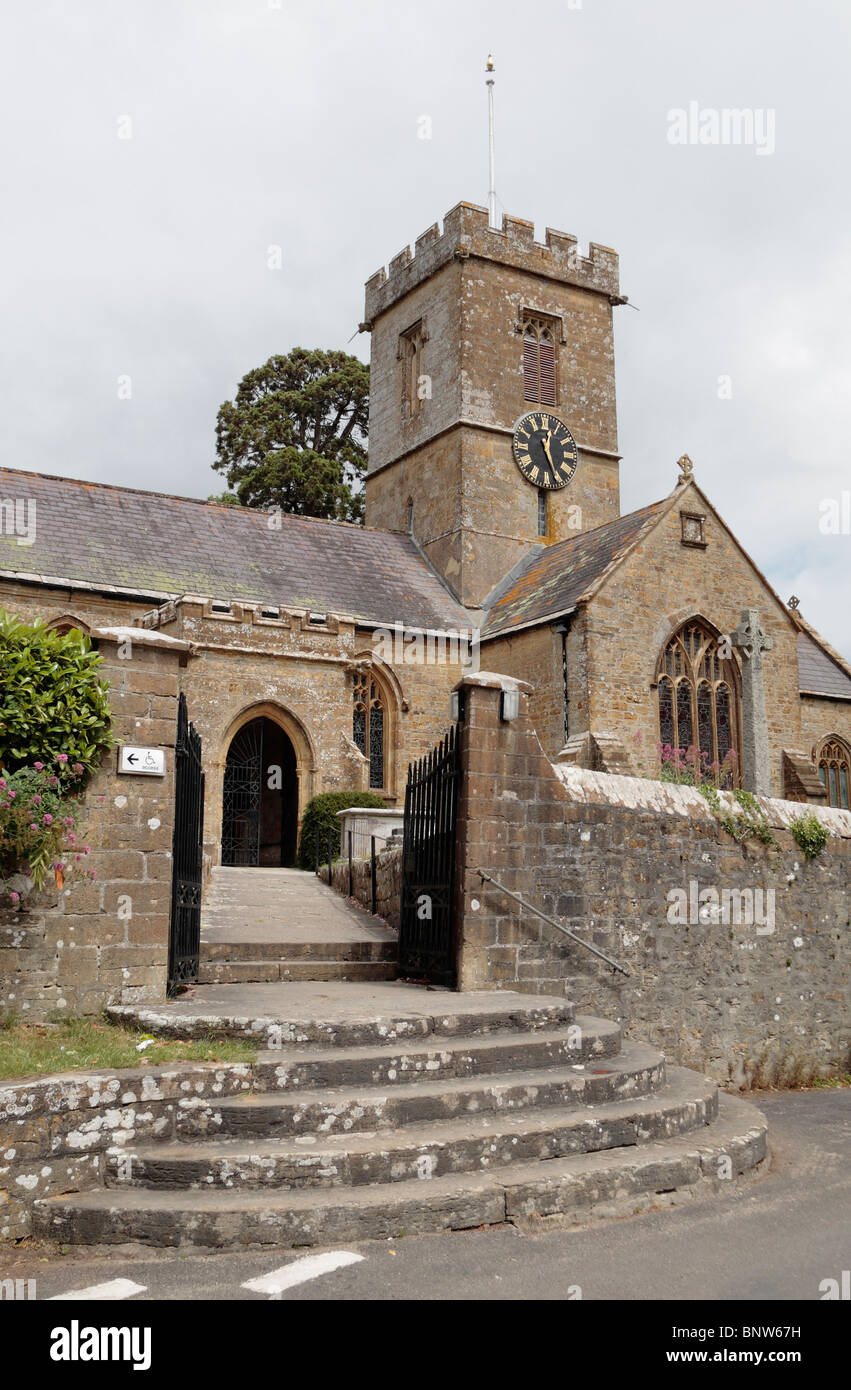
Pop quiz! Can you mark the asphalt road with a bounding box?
[3,1089,849,1302]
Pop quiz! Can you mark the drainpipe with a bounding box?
[553,616,573,745]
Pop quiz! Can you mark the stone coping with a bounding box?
[552,763,851,837]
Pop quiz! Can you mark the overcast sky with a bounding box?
[2,0,849,652]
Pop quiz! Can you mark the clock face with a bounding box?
[512,412,578,490]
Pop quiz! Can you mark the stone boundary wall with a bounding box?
[0,1059,255,1241]
[321,847,402,930]
[454,672,851,1086]
[0,630,192,1021]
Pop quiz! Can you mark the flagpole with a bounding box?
[486,55,496,228]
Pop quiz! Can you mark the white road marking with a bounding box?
[50,1278,147,1301]
[242,1250,364,1298]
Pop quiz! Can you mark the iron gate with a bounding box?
[399,724,459,986]
[167,693,205,993]
[221,718,263,866]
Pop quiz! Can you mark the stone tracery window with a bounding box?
[815,736,850,808]
[655,620,741,784]
[352,670,385,789]
[522,314,557,405]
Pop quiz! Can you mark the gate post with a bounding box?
[451,671,534,991]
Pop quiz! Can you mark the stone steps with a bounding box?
[197,959,399,985]
[173,1041,665,1141]
[101,1067,711,1192]
[107,989,576,1046]
[201,939,398,963]
[33,1094,767,1250]
[251,1015,622,1089]
[39,986,769,1250]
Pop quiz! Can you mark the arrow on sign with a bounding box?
[126,753,139,765]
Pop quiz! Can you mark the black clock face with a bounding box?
[512,412,578,490]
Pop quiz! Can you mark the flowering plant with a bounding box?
[631,728,737,788]
[0,758,94,902]
[657,742,738,788]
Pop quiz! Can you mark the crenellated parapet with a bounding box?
[364,201,621,324]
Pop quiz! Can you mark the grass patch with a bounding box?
[0,1015,256,1082]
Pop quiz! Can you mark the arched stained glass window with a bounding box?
[655,620,742,785]
[352,670,385,790]
[815,737,851,809]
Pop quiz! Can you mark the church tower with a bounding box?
[363,201,625,609]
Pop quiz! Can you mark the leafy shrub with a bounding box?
[0,609,112,787]
[790,811,830,860]
[0,761,95,895]
[298,790,386,869]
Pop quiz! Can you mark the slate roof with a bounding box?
[481,499,669,638]
[797,631,851,700]
[0,467,469,631]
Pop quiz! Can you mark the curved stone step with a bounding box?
[198,960,399,985]
[103,1068,715,1191]
[33,1095,767,1250]
[249,1015,623,1091]
[174,1042,664,1141]
[107,985,575,1045]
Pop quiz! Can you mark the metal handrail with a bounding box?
[476,869,630,977]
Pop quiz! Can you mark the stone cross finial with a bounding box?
[788,595,800,610]
[676,454,694,484]
[731,608,773,795]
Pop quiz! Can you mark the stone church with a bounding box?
[1,199,850,870]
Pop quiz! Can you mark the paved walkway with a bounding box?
[201,866,396,949]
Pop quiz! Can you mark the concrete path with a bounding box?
[201,866,395,949]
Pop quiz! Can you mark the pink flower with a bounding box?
[73,763,84,775]
[42,813,54,825]
[9,891,20,903]
[33,761,43,771]
[32,794,42,805]
[67,832,77,844]
[48,776,58,787]
[83,846,90,855]
[63,816,74,827]
[7,790,16,800]
[56,753,68,764]
[54,861,65,872]
[0,778,6,789]
[29,822,38,831]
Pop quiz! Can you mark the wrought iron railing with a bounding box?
[475,869,630,977]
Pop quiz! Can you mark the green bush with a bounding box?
[790,811,830,860]
[298,790,386,869]
[0,608,112,788]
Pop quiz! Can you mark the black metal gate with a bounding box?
[167,693,205,993]
[221,718,263,866]
[399,724,459,986]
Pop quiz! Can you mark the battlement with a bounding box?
[364,201,621,324]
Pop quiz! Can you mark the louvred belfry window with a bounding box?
[522,316,557,406]
[655,620,742,786]
[352,670,385,789]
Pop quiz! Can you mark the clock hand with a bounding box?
[542,432,554,467]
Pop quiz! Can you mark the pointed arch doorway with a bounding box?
[221,716,299,866]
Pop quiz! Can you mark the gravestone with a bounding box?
[731,608,773,796]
